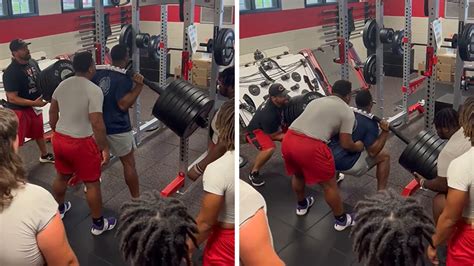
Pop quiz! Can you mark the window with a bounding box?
[306,0,357,6]
[0,0,36,17]
[240,0,280,12]
[62,0,111,11]
[445,0,474,19]
[201,6,234,24]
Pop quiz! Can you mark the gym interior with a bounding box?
[0,0,235,265]
[239,0,474,265]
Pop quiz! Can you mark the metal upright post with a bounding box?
[159,5,169,88]
[210,0,224,102]
[424,0,439,131]
[453,0,468,110]
[402,0,412,124]
[375,0,384,118]
[179,0,196,176]
[95,0,105,64]
[131,0,142,144]
[338,0,349,80]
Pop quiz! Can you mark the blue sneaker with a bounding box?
[59,202,71,219]
[334,213,355,231]
[91,217,117,236]
[296,196,315,216]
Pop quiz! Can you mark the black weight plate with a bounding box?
[153,81,192,123]
[399,130,430,171]
[248,85,260,96]
[173,89,206,127]
[149,35,160,62]
[111,0,120,6]
[413,133,439,172]
[405,132,437,171]
[302,89,309,94]
[363,54,376,85]
[291,72,302,82]
[119,24,134,53]
[183,96,213,138]
[419,138,446,179]
[37,59,74,102]
[136,33,150,49]
[399,131,433,172]
[392,30,404,56]
[427,141,448,180]
[214,28,234,66]
[363,19,377,50]
[380,28,394,44]
[181,93,208,129]
[282,91,322,124]
[459,23,474,61]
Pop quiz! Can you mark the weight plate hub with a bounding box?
[363,54,376,85]
[148,35,160,62]
[248,85,260,96]
[282,91,323,125]
[291,72,301,82]
[214,28,234,66]
[363,19,377,50]
[459,23,474,61]
[392,30,404,56]
[37,59,74,102]
[136,33,150,49]
[380,28,394,44]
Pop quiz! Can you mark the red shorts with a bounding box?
[447,221,474,266]
[203,227,235,266]
[281,129,335,185]
[52,132,102,183]
[245,129,275,151]
[13,108,44,146]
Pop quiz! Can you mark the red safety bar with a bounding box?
[348,46,370,90]
[401,76,427,94]
[409,102,425,114]
[299,49,333,94]
[423,47,437,77]
[401,179,420,197]
[181,51,192,81]
[333,38,346,65]
[161,172,186,197]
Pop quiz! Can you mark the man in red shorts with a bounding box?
[245,83,289,187]
[49,52,116,236]
[282,80,363,231]
[2,39,54,163]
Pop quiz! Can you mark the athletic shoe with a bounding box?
[296,196,315,216]
[334,213,355,231]
[59,202,72,219]
[91,217,117,236]
[336,173,345,183]
[249,172,265,187]
[39,153,55,163]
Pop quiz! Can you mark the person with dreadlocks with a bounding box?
[351,189,435,266]
[0,108,78,266]
[413,107,471,224]
[188,66,234,180]
[187,99,235,265]
[428,96,474,266]
[115,190,198,266]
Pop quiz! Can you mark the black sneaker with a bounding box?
[39,153,55,163]
[249,172,265,187]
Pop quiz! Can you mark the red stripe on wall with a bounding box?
[240,2,367,39]
[0,5,201,44]
[384,0,445,18]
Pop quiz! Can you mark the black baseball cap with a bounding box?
[269,83,289,97]
[9,39,31,52]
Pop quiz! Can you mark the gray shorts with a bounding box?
[107,131,136,157]
[342,150,376,177]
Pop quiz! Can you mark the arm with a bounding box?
[192,192,225,247]
[240,209,285,266]
[339,133,364,152]
[37,213,79,266]
[117,73,144,112]
[432,188,468,246]
[6,91,45,107]
[49,99,59,132]
[415,174,448,193]
[89,112,109,151]
[366,131,389,157]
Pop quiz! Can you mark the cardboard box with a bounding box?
[436,72,453,82]
[192,58,212,69]
[192,76,209,87]
[438,54,456,65]
[174,65,181,79]
[436,63,454,73]
[192,68,210,77]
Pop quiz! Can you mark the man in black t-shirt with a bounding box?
[245,83,289,186]
[2,39,54,163]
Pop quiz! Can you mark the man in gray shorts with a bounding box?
[92,44,144,199]
[329,90,390,190]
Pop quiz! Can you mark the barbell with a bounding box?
[36,62,214,138]
[284,91,446,180]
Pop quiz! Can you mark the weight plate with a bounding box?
[282,91,322,125]
[183,96,213,138]
[459,23,474,61]
[37,59,74,102]
[111,0,120,6]
[363,54,376,85]
[420,138,446,179]
[148,35,160,62]
[302,89,309,94]
[363,19,377,50]
[399,130,430,172]
[392,30,404,56]
[291,72,302,82]
[181,94,208,129]
[119,24,134,54]
[406,132,437,171]
[136,33,150,49]
[248,85,260,96]
[380,28,394,44]
[413,133,439,171]
[172,93,206,137]
[153,80,192,124]
[173,89,206,126]
[214,28,234,66]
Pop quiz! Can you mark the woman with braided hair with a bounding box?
[187,99,235,265]
[428,96,474,265]
[351,189,435,266]
[115,190,198,266]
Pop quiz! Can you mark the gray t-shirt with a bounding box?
[0,183,58,266]
[437,128,472,178]
[203,150,235,224]
[447,147,474,219]
[53,76,104,138]
[290,96,355,142]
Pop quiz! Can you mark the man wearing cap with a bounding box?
[2,39,54,163]
[245,83,289,187]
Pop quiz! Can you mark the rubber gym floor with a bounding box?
[22,88,208,265]
[239,75,472,266]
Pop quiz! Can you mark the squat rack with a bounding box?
[453,0,469,110]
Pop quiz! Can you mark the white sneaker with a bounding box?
[59,202,72,219]
[296,196,315,216]
[334,213,355,231]
[336,173,345,183]
[91,217,117,236]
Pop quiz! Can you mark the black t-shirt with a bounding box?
[246,99,283,134]
[2,59,41,110]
